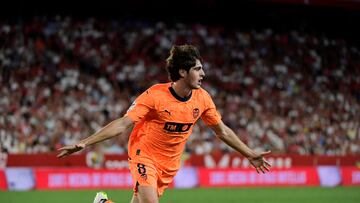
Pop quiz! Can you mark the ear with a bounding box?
[179,69,187,78]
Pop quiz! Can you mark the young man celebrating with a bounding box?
[58,45,271,203]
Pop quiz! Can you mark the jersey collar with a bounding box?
[169,86,192,102]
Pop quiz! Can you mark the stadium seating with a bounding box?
[0,17,359,155]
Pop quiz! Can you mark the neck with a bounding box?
[171,81,192,98]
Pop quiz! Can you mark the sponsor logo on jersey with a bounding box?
[163,122,193,133]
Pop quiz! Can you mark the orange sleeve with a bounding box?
[201,91,222,126]
[125,89,155,122]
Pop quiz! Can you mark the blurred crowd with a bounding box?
[1,16,359,156]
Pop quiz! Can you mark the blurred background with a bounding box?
[0,0,360,202]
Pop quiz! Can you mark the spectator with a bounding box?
[0,17,359,155]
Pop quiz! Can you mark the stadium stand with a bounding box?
[0,16,359,156]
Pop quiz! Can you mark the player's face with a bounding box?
[185,59,205,89]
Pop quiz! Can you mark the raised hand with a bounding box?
[248,150,272,174]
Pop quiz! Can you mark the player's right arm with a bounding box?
[57,116,134,158]
[57,86,155,158]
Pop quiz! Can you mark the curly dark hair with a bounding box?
[165,44,202,82]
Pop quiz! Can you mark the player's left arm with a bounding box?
[209,121,271,173]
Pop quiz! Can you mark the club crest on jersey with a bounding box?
[193,108,200,118]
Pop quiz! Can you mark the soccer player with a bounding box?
[58,45,271,203]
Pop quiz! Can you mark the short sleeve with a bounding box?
[125,89,155,122]
[201,91,222,126]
